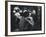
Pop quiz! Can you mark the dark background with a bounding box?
[11,5,42,32]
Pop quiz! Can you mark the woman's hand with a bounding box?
[25,17,34,26]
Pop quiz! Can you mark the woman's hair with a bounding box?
[23,12,29,17]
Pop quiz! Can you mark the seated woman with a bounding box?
[19,10,34,31]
